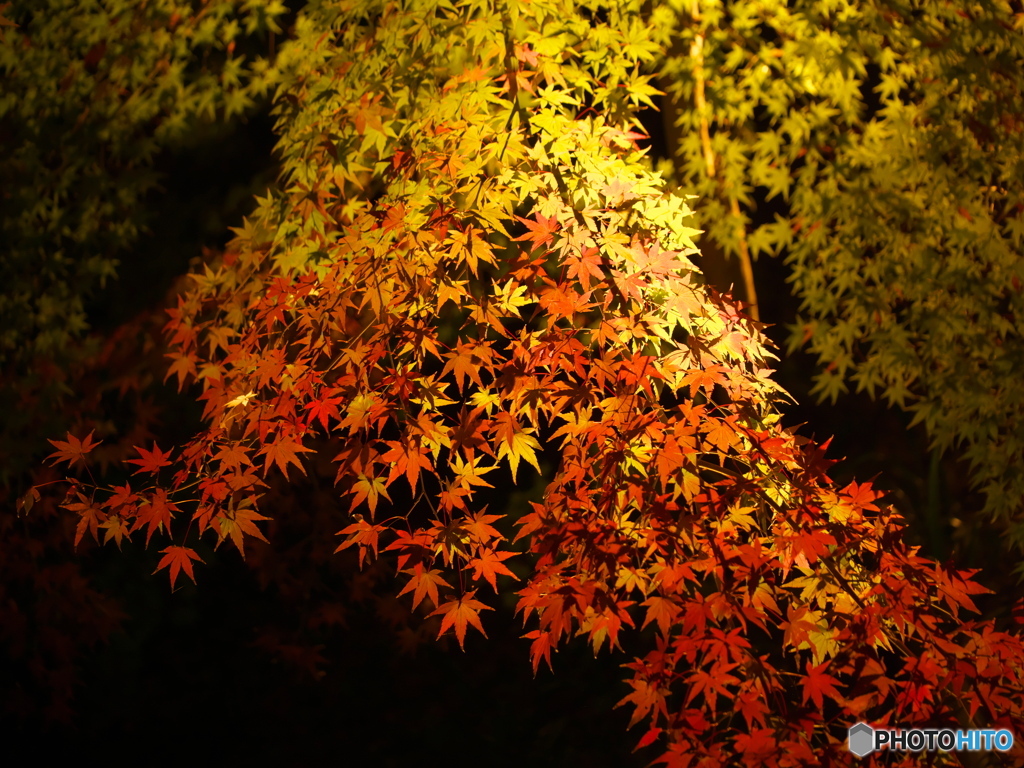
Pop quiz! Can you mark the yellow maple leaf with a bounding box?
[497,429,542,481]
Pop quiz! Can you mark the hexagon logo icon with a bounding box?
[848,722,875,757]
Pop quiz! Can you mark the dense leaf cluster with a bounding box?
[34,0,1024,764]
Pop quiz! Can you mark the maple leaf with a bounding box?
[801,660,843,709]
[684,664,741,713]
[641,595,678,636]
[435,279,468,312]
[703,419,737,453]
[735,688,768,729]
[733,729,777,761]
[348,474,392,516]
[131,489,179,545]
[381,440,434,493]
[451,453,497,491]
[99,516,131,548]
[843,481,882,512]
[680,366,727,398]
[442,341,489,392]
[224,390,256,409]
[259,436,314,480]
[522,628,557,674]
[617,679,670,727]
[448,227,496,276]
[462,510,504,544]
[780,605,824,654]
[513,213,559,250]
[215,507,271,555]
[154,546,203,589]
[304,394,344,432]
[126,442,173,474]
[214,443,253,471]
[565,246,605,290]
[431,590,493,649]
[493,415,542,481]
[15,486,40,517]
[334,517,387,566]
[46,430,99,468]
[468,548,518,591]
[64,495,107,548]
[165,351,197,391]
[398,563,453,610]
[384,528,434,571]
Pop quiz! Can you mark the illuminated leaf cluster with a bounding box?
[38,0,1024,763]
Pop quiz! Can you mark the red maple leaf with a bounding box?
[154,545,203,588]
[522,628,556,674]
[214,443,253,471]
[513,213,559,250]
[131,488,180,545]
[617,678,670,727]
[801,660,843,709]
[63,494,107,547]
[46,430,100,468]
[684,664,740,713]
[126,442,173,474]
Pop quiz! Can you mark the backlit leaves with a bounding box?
[47,0,1024,764]
[431,591,492,649]
[46,431,99,469]
[155,546,203,589]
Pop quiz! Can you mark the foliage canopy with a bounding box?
[5,0,1024,764]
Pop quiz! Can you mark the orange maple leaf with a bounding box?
[398,563,453,610]
[154,545,203,588]
[468,548,518,591]
[99,516,131,548]
[259,436,314,480]
[164,352,197,391]
[641,595,679,636]
[334,517,387,566]
[431,590,493,649]
[215,507,271,555]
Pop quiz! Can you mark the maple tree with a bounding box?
[6,0,1024,764]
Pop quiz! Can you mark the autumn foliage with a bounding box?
[24,0,1024,764]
